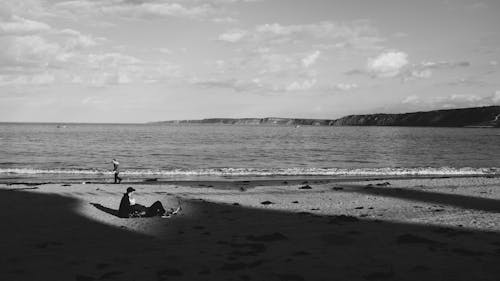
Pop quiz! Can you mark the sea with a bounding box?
[1,123,499,182]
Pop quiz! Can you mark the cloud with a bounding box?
[192,76,319,93]
[0,8,180,88]
[80,52,181,87]
[0,33,179,87]
[190,77,264,92]
[57,29,98,49]
[212,20,385,94]
[446,77,488,87]
[255,21,373,39]
[366,51,408,78]
[409,69,432,79]
[285,79,317,91]
[0,15,50,35]
[0,72,55,86]
[302,50,320,67]
[493,90,500,104]
[401,95,418,104]
[212,17,237,23]
[401,60,471,81]
[347,55,471,81]
[217,20,383,50]
[1,35,61,68]
[334,83,358,91]
[52,0,240,21]
[113,2,215,19]
[218,29,247,42]
[401,92,499,109]
[419,61,470,69]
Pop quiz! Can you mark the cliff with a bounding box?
[153,106,500,128]
[331,106,500,127]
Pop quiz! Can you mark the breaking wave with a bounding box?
[1,167,499,177]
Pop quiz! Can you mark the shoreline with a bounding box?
[2,173,499,188]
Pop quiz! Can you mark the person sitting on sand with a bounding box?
[118,187,167,218]
[112,159,122,184]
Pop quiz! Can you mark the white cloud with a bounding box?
[53,0,229,21]
[0,72,55,86]
[57,29,98,49]
[401,60,471,81]
[87,52,142,67]
[191,77,264,92]
[158,47,172,54]
[255,21,373,39]
[217,20,383,50]
[2,35,61,67]
[218,30,247,42]
[130,2,215,18]
[335,83,358,91]
[493,90,500,104]
[0,33,179,87]
[285,79,317,91]
[302,50,320,67]
[212,17,237,23]
[409,69,432,79]
[402,95,419,104]
[0,15,50,35]
[450,94,482,102]
[419,61,470,69]
[400,93,498,109]
[367,51,408,78]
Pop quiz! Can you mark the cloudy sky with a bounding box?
[1,0,500,122]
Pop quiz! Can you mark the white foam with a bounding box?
[0,167,498,177]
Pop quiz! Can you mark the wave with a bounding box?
[1,167,499,177]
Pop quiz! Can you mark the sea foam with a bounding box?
[1,167,498,177]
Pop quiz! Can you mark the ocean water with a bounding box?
[1,123,499,181]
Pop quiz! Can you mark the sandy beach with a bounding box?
[1,176,499,281]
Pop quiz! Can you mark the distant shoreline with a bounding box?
[150,106,500,128]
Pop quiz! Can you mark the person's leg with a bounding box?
[114,172,118,183]
[146,201,166,217]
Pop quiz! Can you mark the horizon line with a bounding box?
[1,105,498,124]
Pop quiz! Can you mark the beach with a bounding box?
[1,176,499,281]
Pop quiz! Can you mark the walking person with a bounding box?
[112,158,122,184]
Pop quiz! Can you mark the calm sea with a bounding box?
[1,123,499,182]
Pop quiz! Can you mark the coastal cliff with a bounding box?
[153,106,500,127]
[331,106,500,127]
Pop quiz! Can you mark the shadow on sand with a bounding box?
[90,203,120,218]
[1,188,499,281]
[351,185,500,213]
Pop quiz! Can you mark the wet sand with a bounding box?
[1,176,499,281]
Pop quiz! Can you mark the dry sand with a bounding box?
[0,176,499,281]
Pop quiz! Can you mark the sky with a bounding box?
[1,0,500,123]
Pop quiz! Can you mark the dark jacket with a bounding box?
[118,193,131,218]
